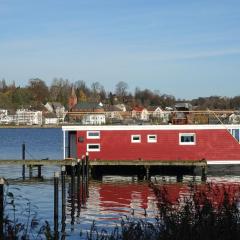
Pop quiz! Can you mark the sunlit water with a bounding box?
[0,128,240,239]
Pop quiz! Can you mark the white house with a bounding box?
[229,113,240,124]
[16,109,42,125]
[132,107,149,121]
[151,107,164,118]
[82,114,106,125]
[44,102,66,122]
[45,117,59,125]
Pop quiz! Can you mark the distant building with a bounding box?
[16,109,42,125]
[0,109,8,118]
[69,102,104,122]
[132,107,149,121]
[44,112,59,125]
[148,106,170,123]
[82,114,106,125]
[104,104,125,120]
[71,102,104,113]
[172,102,193,124]
[229,113,240,124]
[44,102,66,122]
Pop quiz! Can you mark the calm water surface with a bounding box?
[0,128,240,239]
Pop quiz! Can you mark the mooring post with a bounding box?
[70,163,76,230]
[85,152,89,197]
[81,155,85,204]
[145,166,150,181]
[37,166,42,178]
[0,178,4,239]
[54,172,59,240]
[201,166,207,182]
[22,143,25,180]
[61,166,66,235]
[77,159,81,213]
[82,155,85,180]
[71,162,75,196]
[177,174,183,182]
[29,165,33,179]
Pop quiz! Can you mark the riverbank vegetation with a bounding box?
[87,182,240,240]
[2,180,52,239]
[1,78,240,111]
[2,181,240,239]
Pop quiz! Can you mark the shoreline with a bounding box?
[0,125,62,129]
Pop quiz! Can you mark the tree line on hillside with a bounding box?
[0,78,240,111]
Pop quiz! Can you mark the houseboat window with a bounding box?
[147,135,157,143]
[228,129,240,142]
[131,135,141,143]
[179,133,196,145]
[87,144,100,152]
[87,131,100,139]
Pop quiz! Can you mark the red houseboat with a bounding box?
[62,124,240,165]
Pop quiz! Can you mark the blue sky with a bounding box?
[0,0,240,99]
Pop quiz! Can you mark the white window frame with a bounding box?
[87,143,100,152]
[179,133,196,145]
[87,131,100,139]
[147,134,157,143]
[131,135,141,143]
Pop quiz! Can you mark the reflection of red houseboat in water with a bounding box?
[86,180,240,220]
[62,124,240,164]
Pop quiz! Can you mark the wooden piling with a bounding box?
[61,166,66,235]
[145,166,150,181]
[81,156,86,204]
[77,159,81,213]
[29,165,33,179]
[71,162,75,196]
[201,166,207,182]
[0,178,4,239]
[22,143,25,180]
[177,174,183,182]
[71,162,75,228]
[54,172,59,240]
[37,166,42,178]
[85,153,89,197]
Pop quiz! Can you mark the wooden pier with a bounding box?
[0,159,207,180]
[0,159,207,168]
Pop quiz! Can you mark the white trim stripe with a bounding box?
[207,160,240,165]
[62,124,240,132]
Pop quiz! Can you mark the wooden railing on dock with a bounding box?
[0,159,78,166]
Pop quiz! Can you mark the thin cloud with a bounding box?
[132,49,240,62]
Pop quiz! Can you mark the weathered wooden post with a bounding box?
[71,162,75,197]
[145,166,150,181]
[37,166,42,178]
[70,162,76,228]
[81,155,85,181]
[29,165,33,179]
[61,166,66,235]
[177,174,183,182]
[85,152,89,197]
[201,166,207,182]
[0,178,4,239]
[22,143,25,180]
[85,152,89,179]
[81,156,86,204]
[54,172,59,240]
[77,159,81,213]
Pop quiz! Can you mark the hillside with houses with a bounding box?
[0,78,240,126]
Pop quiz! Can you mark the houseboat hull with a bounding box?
[62,125,240,164]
